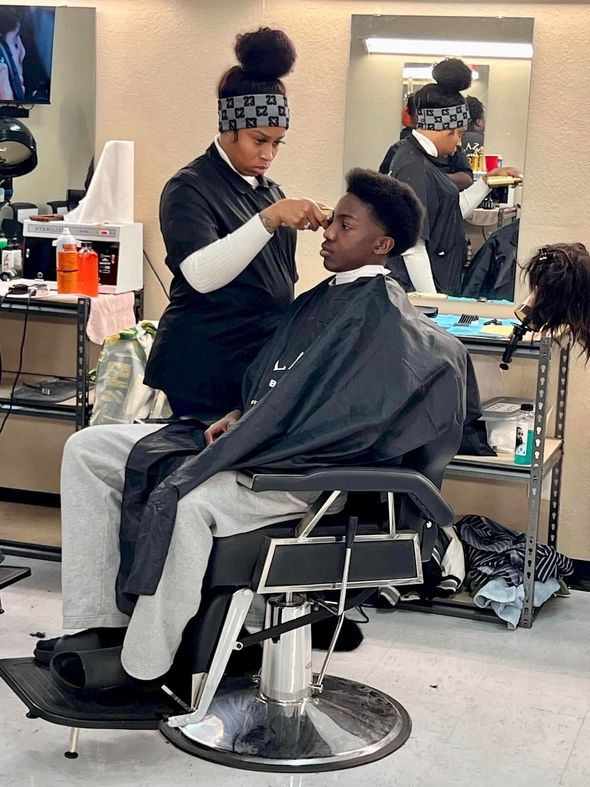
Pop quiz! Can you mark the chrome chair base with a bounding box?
[160,674,411,773]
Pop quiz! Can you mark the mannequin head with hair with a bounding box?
[217,27,296,177]
[522,243,590,361]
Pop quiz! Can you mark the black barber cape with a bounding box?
[144,143,297,412]
[388,135,466,295]
[117,276,476,612]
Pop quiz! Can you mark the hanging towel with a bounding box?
[86,292,136,345]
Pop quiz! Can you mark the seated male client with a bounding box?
[36,169,474,693]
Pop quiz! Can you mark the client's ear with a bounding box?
[374,236,394,256]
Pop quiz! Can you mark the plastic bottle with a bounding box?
[0,233,8,271]
[54,228,79,294]
[1,237,22,275]
[77,242,99,297]
[514,404,534,465]
[10,238,22,275]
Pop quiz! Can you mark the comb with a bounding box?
[456,314,479,326]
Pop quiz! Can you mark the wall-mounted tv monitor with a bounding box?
[0,6,56,105]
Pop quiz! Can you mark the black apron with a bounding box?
[144,143,297,414]
[388,136,466,295]
[117,277,476,608]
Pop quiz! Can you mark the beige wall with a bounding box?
[5,0,590,560]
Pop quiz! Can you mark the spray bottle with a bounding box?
[54,228,79,294]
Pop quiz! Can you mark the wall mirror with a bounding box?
[0,6,95,221]
[344,15,534,302]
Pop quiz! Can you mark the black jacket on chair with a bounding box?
[462,219,520,301]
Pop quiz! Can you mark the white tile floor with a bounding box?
[1,557,590,786]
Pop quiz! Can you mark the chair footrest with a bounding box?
[255,533,422,593]
[0,658,184,730]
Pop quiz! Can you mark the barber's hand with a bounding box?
[204,409,242,446]
[484,166,522,184]
[260,199,330,233]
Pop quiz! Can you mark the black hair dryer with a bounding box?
[499,321,528,370]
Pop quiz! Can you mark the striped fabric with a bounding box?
[457,514,573,588]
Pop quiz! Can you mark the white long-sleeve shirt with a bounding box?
[401,130,490,293]
[179,137,274,294]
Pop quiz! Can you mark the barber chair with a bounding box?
[0,432,457,773]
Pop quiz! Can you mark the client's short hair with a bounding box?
[345,168,423,255]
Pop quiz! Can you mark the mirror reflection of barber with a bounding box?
[379,93,473,192]
[385,58,520,296]
[144,28,329,423]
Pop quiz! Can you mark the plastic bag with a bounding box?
[89,321,171,426]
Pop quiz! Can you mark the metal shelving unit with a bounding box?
[403,334,569,628]
[0,294,92,560]
[0,290,143,559]
[0,295,92,430]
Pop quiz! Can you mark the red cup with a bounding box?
[485,154,501,171]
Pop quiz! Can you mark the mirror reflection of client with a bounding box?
[387,58,519,296]
[0,9,26,102]
[34,170,476,694]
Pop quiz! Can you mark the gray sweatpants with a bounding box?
[61,424,315,679]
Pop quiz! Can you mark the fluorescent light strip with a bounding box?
[403,66,480,80]
[365,38,533,59]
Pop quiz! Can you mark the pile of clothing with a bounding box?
[457,514,573,628]
[382,514,573,628]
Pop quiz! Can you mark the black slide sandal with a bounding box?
[50,645,133,693]
[50,645,165,695]
[34,627,126,666]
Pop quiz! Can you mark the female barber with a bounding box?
[145,28,327,421]
[387,58,520,296]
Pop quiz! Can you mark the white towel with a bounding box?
[86,292,136,345]
[65,140,134,224]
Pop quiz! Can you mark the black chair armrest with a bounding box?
[240,467,453,527]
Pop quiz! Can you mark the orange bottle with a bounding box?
[78,242,99,297]
[55,228,79,294]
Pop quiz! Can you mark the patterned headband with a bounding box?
[218,94,290,132]
[416,104,469,131]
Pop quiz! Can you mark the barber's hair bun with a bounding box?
[432,58,472,92]
[235,27,296,80]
